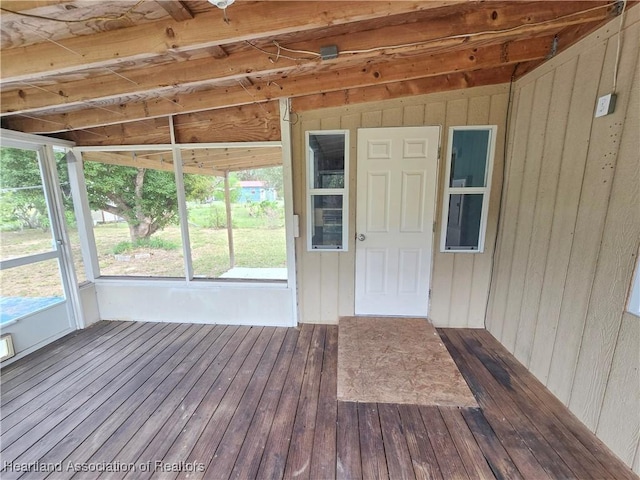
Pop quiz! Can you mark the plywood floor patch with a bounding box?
[337,316,478,406]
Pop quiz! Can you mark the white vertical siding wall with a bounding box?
[487,7,640,471]
[292,84,508,327]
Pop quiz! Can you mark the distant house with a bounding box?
[236,180,277,203]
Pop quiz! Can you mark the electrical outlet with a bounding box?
[595,93,617,118]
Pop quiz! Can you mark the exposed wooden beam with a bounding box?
[10,34,559,134]
[290,64,531,112]
[180,147,282,163]
[1,1,614,115]
[208,45,228,59]
[80,149,282,174]
[0,1,456,83]
[156,1,193,21]
[0,1,69,11]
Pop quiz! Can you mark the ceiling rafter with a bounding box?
[81,148,283,175]
[0,1,615,116]
[156,1,193,21]
[0,1,458,83]
[0,1,627,147]
[7,33,563,135]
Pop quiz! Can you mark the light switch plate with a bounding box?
[595,93,617,117]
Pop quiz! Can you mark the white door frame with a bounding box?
[0,131,82,362]
[354,126,440,317]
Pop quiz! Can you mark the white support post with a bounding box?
[169,116,194,281]
[68,148,101,282]
[224,171,235,269]
[279,98,298,326]
[42,145,84,329]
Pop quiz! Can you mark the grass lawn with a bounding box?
[0,202,287,297]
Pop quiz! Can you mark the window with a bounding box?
[441,126,497,252]
[83,153,185,278]
[306,131,349,251]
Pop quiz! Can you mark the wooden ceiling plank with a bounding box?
[0,1,457,83]
[0,1,70,11]
[0,1,614,115]
[156,1,194,21]
[8,34,557,134]
[181,147,282,162]
[290,65,527,112]
[82,150,227,176]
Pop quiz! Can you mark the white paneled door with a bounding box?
[355,126,439,316]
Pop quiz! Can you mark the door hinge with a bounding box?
[433,221,436,233]
[437,146,441,160]
[429,288,432,299]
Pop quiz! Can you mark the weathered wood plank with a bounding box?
[282,325,326,480]
[228,327,301,479]
[461,407,523,480]
[336,402,362,480]
[397,404,443,480]
[310,326,338,480]
[378,404,417,480]
[37,325,213,477]
[189,328,287,479]
[440,406,496,480]
[83,325,236,474]
[0,323,186,475]
[358,402,389,480]
[2,2,451,82]
[154,327,270,474]
[1,321,156,434]
[439,330,553,479]
[467,329,634,480]
[126,326,259,478]
[449,329,603,479]
[1,321,633,480]
[0,321,141,410]
[255,324,314,479]
[420,406,470,479]
[0,321,124,395]
[0,320,117,387]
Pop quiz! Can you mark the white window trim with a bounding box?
[306,130,350,252]
[440,125,497,253]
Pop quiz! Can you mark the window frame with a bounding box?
[440,125,497,253]
[306,130,350,252]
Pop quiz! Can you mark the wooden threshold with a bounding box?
[0,321,636,479]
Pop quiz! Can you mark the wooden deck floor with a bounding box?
[1,321,636,480]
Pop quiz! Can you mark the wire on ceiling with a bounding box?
[0,0,145,23]
[243,2,618,63]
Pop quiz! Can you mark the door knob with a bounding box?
[357,233,366,241]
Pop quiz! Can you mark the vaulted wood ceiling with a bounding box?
[0,0,627,148]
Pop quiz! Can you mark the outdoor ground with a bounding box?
[0,202,286,300]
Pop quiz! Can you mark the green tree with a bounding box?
[84,162,211,242]
[1,147,50,230]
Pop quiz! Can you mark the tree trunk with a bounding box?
[127,168,159,242]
